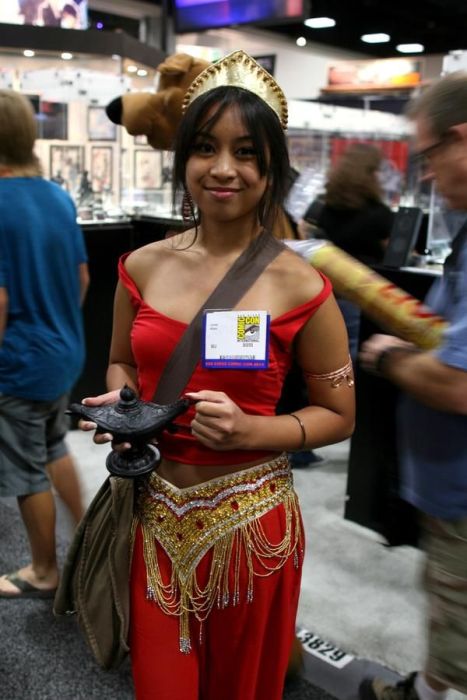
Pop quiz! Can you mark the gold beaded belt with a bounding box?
[135,454,302,652]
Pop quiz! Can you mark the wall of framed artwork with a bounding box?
[1,34,188,218]
[134,149,162,190]
[49,144,84,196]
[87,105,117,141]
[90,145,113,192]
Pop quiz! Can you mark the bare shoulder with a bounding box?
[272,246,326,306]
[124,232,191,280]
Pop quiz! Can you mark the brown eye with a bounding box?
[236,146,256,157]
[191,142,214,155]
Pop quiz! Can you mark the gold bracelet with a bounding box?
[290,413,306,450]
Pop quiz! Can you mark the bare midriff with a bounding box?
[156,453,280,489]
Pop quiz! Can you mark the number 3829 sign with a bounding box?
[296,628,354,669]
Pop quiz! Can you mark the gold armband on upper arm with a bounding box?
[303,356,354,388]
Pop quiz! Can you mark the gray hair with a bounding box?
[406,71,467,138]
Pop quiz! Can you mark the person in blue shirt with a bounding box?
[0,90,89,598]
[359,72,467,700]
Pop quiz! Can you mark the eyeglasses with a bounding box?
[412,130,456,169]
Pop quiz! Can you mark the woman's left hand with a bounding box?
[185,390,250,450]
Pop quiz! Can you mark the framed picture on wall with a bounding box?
[87,106,117,141]
[90,146,113,193]
[161,149,173,187]
[134,149,162,190]
[49,145,84,195]
[120,148,130,193]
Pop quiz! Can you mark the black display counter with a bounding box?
[344,264,442,546]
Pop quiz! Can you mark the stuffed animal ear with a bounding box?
[157,52,204,77]
[104,52,212,152]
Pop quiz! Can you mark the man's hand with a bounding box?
[359,334,415,375]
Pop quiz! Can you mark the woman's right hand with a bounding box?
[78,389,131,448]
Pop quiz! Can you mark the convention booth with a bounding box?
[1,12,459,545]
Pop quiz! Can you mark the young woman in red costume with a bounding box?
[82,51,355,700]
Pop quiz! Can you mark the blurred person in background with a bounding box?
[359,72,467,700]
[298,142,394,362]
[0,90,89,599]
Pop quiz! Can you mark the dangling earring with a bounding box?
[182,189,194,222]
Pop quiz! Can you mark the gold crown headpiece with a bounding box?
[181,50,288,129]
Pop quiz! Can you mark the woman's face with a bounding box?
[185,103,269,226]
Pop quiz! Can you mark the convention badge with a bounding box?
[202,309,270,369]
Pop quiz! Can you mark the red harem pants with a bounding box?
[129,502,303,700]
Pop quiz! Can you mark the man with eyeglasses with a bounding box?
[358,72,467,700]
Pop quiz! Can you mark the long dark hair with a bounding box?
[172,86,290,232]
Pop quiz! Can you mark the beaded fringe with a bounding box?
[139,489,301,654]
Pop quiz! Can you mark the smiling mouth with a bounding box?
[206,188,240,199]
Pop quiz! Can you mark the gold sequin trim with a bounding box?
[135,455,302,653]
[304,356,354,387]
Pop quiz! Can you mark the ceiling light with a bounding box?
[396,43,424,54]
[137,69,148,77]
[127,64,138,73]
[304,17,336,29]
[296,36,307,47]
[23,49,35,57]
[361,33,390,44]
[61,52,73,60]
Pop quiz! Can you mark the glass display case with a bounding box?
[284,100,466,266]
[0,25,182,228]
[2,29,455,255]
[284,100,413,223]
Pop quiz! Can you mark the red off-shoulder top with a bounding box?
[118,254,332,465]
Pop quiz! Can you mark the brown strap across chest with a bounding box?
[153,231,286,404]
